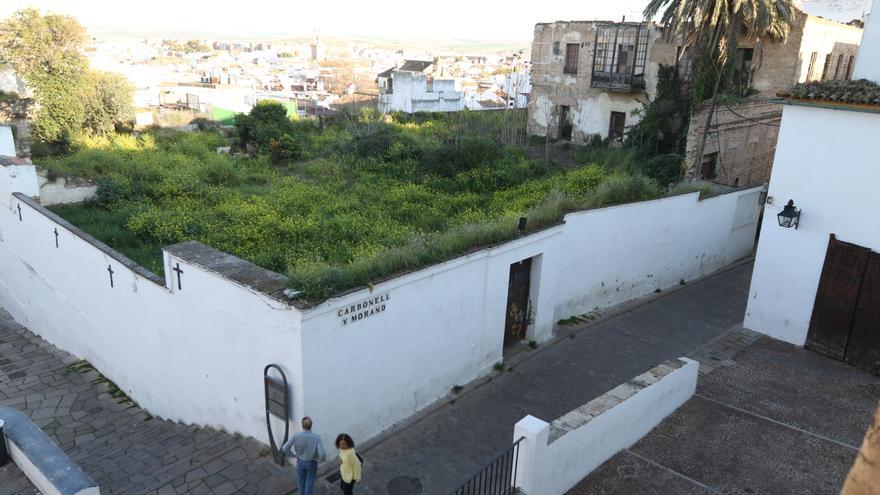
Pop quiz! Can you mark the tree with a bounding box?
[83,71,135,135]
[234,100,297,159]
[1,10,135,145]
[0,9,88,143]
[643,0,796,170]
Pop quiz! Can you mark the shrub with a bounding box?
[641,154,684,189]
[592,173,661,207]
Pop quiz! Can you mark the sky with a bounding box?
[0,0,872,42]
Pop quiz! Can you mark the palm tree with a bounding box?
[643,0,797,173]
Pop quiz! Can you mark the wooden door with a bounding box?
[504,259,531,348]
[806,236,871,360]
[846,253,880,373]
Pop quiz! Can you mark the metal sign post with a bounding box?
[263,364,290,466]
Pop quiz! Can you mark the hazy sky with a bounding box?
[0,0,657,41]
[0,0,872,42]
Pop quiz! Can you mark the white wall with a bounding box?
[298,187,760,447]
[379,71,465,113]
[36,170,98,206]
[555,188,762,319]
[854,5,880,81]
[797,16,864,83]
[514,358,699,495]
[745,105,880,345]
[298,228,563,447]
[0,190,305,442]
[0,126,15,157]
[0,160,761,450]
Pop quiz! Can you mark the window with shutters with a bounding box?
[564,43,579,74]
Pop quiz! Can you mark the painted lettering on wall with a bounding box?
[337,292,390,326]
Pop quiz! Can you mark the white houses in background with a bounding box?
[378,60,465,113]
[744,1,880,372]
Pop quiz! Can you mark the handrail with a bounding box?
[450,436,525,495]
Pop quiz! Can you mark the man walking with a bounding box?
[281,416,326,495]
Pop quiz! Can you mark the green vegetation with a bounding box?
[0,9,134,148]
[43,107,668,302]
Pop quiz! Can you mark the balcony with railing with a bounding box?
[590,23,649,92]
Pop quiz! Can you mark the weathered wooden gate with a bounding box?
[504,258,531,348]
[807,235,880,373]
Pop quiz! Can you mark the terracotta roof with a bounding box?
[779,79,880,108]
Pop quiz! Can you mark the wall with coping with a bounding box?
[0,186,304,442]
[36,169,98,206]
[745,104,880,345]
[0,161,760,449]
[298,228,563,446]
[513,358,699,495]
[854,7,879,81]
[554,187,761,320]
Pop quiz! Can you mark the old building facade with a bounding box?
[529,11,863,187]
[528,21,676,144]
[684,11,863,185]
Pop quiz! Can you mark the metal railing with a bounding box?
[450,437,525,495]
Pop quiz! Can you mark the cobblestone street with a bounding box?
[0,309,296,495]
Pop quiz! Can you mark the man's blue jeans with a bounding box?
[296,459,318,495]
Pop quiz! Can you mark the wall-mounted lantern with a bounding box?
[777,200,801,230]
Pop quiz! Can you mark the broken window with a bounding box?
[558,105,573,141]
[732,48,755,95]
[426,76,434,93]
[806,52,818,81]
[834,54,844,80]
[846,55,855,80]
[608,111,626,141]
[564,43,580,74]
[591,23,648,91]
[700,153,718,180]
[821,53,833,81]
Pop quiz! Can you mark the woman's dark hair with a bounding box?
[335,433,355,449]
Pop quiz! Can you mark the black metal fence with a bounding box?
[450,437,525,495]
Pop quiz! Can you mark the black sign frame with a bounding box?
[264,364,290,465]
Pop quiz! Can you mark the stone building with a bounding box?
[528,10,863,187]
[528,21,676,144]
[684,11,863,186]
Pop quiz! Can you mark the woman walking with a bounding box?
[335,433,362,495]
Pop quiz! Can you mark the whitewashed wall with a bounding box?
[745,105,880,345]
[513,358,699,495]
[854,5,879,80]
[555,188,762,319]
[0,161,760,448]
[379,71,464,113]
[0,188,304,441]
[299,228,563,446]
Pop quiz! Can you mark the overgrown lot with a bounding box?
[45,109,665,301]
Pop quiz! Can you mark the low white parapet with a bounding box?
[1,406,99,495]
[513,357,699,495]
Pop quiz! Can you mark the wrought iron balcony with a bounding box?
[590,71,646,92]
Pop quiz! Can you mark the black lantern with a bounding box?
[777,199,801,229]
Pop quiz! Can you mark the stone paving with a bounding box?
[339,262,754,495]
[570,336,880,494]
[0,310,296,495]
[0,463,38,494]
